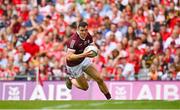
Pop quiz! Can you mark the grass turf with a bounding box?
[0,100,180,109]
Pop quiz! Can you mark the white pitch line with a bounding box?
[88,102,106,106]
[41,103,72,109]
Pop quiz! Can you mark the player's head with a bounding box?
[78,22,88,38]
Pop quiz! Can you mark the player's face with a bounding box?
[78,26,88,39]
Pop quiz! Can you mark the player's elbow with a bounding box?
[66,56,71,61]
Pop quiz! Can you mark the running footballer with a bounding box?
[65,22,111,100]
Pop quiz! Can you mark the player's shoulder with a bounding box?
[71,32,79,39]
[66,33,79,48]
[85,32,93,41]
[67,33,78,42]
[87,32,92,37]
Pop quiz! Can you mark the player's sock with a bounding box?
[105,92,111,100]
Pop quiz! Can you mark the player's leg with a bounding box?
[65,63,89,91]
[84,64,111,100]
[71,74,89,91]
[65,74,89,90]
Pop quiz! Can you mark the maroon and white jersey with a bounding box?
[66,32,93,66]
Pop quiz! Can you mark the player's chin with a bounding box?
[81,33,86,37]
[84,34,88,37]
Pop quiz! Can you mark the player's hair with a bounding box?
[78,22,88,28]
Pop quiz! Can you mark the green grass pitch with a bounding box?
[0,100,180,109]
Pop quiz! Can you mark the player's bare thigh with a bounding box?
[71,74,89,90]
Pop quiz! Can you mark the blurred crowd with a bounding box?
[0,0,180,81]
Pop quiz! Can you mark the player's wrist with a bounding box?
[81,52,88,58]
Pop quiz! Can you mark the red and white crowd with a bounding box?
[0,0,179,81]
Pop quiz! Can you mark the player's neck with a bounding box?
[77,32,86,40]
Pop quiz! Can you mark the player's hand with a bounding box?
[84,50,95,58]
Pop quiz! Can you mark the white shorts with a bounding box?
[66,58,92,78]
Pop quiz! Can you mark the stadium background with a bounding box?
[0,0,180,109]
